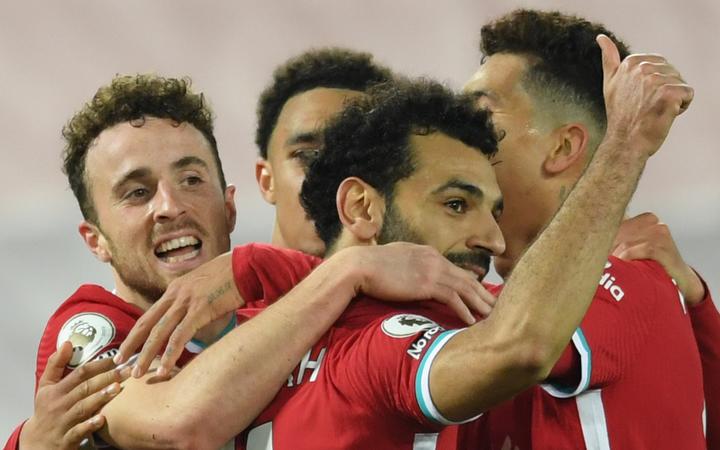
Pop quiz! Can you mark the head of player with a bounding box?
[301,79,505,278]
[62,74,237,310]
[463,9,631,278]
[255,48,393,256]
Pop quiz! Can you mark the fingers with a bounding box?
[63,414,105,449]
[66,361,131,406]
[116,298,173,365]
[132,307,185,378]
[65,382,120,430]
[433,287,476,325]
[39,341,74,389]
[597,34,621,79]
[615,242,655,261]
[157,317,198,377]
[56,356,118,394]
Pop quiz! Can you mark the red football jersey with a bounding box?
[231,243,477,450]
[34,285,202,390]
[457,257,706,450]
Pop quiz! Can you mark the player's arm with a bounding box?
[14,341,130,450]
[427,36,694,421]
[97,243,489,450]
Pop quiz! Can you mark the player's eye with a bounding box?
[292,148,321,171]
[124,188,149,201]
[182,175,203,186]
[445,199,467,214]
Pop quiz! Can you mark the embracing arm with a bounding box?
[99,243,487,450]
[429,36,695,420]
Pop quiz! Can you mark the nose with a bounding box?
[151,181,186,223]
[467,213,506,256]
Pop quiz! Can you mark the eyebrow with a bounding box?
[286,131,321,146]
[433,178,504,216]
[172,155,209,171]
[112,167,151,197]
[111,156,209,197]
[432,179,485,199]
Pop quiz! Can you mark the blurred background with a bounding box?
[1,0,718,436]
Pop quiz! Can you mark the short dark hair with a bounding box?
[255,47,394,159]
[480,9,631,132]
[301,79,498,247]
[62,74,226,223]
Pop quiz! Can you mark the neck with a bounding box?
[112,277,154,311]
[324,232,373,258]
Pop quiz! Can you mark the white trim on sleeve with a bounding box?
[415,329,482,425]
[541,327,592,398]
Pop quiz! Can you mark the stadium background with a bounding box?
[1,0,718,437]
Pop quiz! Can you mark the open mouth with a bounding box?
[154,236,202,264]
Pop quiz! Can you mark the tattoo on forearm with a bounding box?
[207,281,233,304]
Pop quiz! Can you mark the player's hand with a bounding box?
[612,212,706,305]
[19,341,131,450]
[598,34,693,158]
[342,242,496,325]
[115,251,243,378]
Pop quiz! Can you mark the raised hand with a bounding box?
[613,212,706,305]
[344,242,495,324]
[19,341,131,450]
[597,34,693,158]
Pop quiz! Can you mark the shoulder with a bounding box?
[41,284,141,368]
[600,257,676,301]
[234,242,322,270]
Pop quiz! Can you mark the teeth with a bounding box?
[157,236,199,254]
[164,248,201,264]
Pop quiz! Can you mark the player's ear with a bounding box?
[255,157,275,204]
[543,122,590,175]
[223,184,237,233]
[336,177,383,243]
[79,220,112,263]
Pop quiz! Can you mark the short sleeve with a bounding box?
[232,243,322,304]
[339,310,472,427]
[542,258,685,396]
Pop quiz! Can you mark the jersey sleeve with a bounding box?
[339,310,475,428]
[687,274,720,449]
[35,293,138,390]
[2,423,23,450]
[542,258,685,397]
[232,243,322,305]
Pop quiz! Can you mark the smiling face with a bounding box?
[80,117,236,308]
[378,132,506,279]
[464,53,559,278]
[256,87,364,256]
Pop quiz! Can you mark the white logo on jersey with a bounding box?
[287,347,326,387]
[407,326,442,360]
[57,313,116,368]
[381,314,438,338]
[599,261,625,301]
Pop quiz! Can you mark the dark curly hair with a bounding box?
[481,9,631,137]
[300,79,498,247]
[62,74,225,223]
[255,47,394,159]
